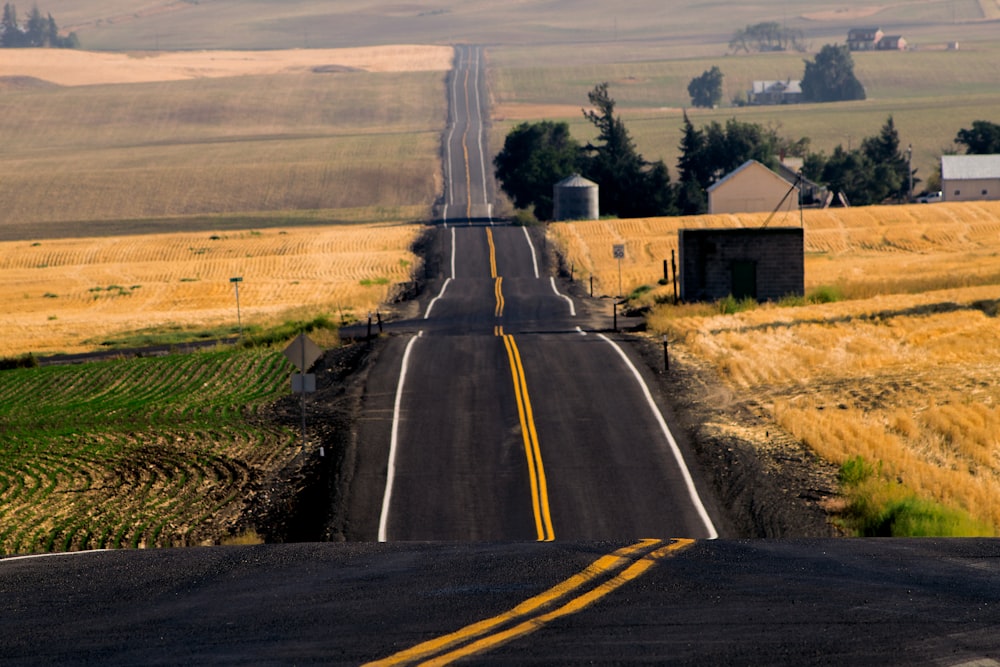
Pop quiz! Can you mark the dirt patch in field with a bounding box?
[801,6,884,21]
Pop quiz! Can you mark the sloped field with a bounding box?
[0,223,422,357]
[0,349,293,555]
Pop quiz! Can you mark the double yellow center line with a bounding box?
[502,332,553,542]
[488,227,553,542]
[365,538,694,665]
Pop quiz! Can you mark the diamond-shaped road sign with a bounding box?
[283,333,323,372]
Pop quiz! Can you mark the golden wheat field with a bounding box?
[549,201,1000,533]
[0,223,422,356]
[0,45,454,86]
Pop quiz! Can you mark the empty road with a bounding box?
[348,44,719,542]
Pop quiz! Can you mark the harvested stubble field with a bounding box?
[0,223,423,357]
[0,348,294,555]
[0,45,450,235]
[549,201,1000,534]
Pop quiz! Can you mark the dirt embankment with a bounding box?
[244,226,840,541]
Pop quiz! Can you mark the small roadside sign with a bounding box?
[283,333,323,372]
[613,244,625,259]
[291,373,316,393]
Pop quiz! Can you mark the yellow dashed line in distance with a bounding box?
[494,276,504,318]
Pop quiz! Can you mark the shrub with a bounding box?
[717,294,757,315]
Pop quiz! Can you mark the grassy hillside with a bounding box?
[0,60,446,235]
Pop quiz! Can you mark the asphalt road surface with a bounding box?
[345,43,719,543]
[4,539,1000,665]
[4,45,1000,666]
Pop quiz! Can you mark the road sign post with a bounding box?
[283,333,324,456]
[229,277,243,337]
[613,244,625,298]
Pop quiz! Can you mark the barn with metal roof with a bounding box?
[941,155,1000,202]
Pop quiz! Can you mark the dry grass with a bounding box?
[0,61,446,232]
[550,202,1000,298]
[0,45,453,86]
[0,223,422,356]
[549,201,1000,533]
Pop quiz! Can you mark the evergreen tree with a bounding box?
[676,112,708,214]
[1,3,23,47]
[0,3,77,48]
[581,82,673,218]
[861,116,910,202]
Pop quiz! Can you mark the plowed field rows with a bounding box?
[0,348,293,555]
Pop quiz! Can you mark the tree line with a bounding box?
[494,83,1000,220]
[1,4,78,48]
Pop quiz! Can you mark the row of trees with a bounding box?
[495,84,1000,219]
[1,3,78,48]
[494,84,672,220]
[729,21,806,53]
[689,43,865,108]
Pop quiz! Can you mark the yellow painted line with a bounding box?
[486,227,497,278]
[494,276,504,318]
[364,539,694,666]
[502,333,553,542]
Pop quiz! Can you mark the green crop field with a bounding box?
[0,348,295,555]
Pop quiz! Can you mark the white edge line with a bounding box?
[550,277,575,316]
[1,549,111,563]
[378,331,423,542]
[424,277,452,320]
[450,226,457,279]
[596,333,719,540]
[521,226,540,279]
[576,326,587,336]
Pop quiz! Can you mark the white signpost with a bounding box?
[283,333,324,455]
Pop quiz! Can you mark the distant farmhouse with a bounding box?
[941,155,1000,202]
[847,27,907,51]
[707,160,799,214]
[748,79,801,105]
[708,159,827,214]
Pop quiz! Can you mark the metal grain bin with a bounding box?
[553,174,599,221]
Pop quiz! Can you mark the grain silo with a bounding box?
[553,174,598,221]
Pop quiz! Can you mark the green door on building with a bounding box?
[731,260,757,300]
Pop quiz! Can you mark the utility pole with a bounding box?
[907,143,914,202]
